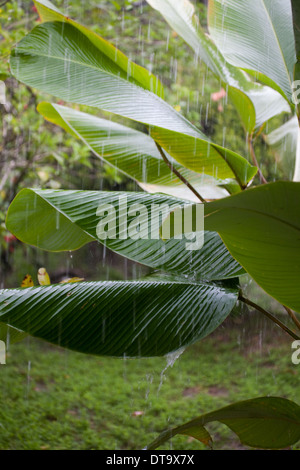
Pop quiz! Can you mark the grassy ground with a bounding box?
[0,313,299,450]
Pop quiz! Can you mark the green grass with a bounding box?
[0,314,299,450]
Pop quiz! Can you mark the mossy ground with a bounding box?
[0,313,299,450]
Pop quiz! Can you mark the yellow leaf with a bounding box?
[38,268,51,286]
[21,274,34,288]
[60,277,85,284]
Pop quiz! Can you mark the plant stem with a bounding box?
[248,136,267,184]
[297,111,300,128]
[283,306,300,331]
[238,293,300,341]
[155,142,206,203]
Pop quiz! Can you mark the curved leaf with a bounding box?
[38,102,231,202]
[0,278,238,357]
[264,115,299,180]
[162,182,300,312]
[33,0,164,97]
[6,189,244,281]
[205,182,300,312]
[208,0,296,104]
[147,0,290,132]
[248,86,291,132]
[10,20,256,185]
[147,397,300,449]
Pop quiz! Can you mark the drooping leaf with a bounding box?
[0,278,238,357]
[33,0,164,97]
[10,21,256,186]
[208,0,297,104]
[162,182,300,312]
[147,397,300,449]
[147,0,290,133]
[6,189,244,281]
[264,115,299,180]
[38,102,231,202]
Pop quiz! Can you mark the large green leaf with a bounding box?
[147,397,300,449]
[208,0,297,104]
[38,102,231,201]
[0,278,238,357]
[6,189,243,281]
[162,182,300,312]
[34,0,61,14]
[33,0,164,97]
[10,20,256,186]
[147,0,290,133]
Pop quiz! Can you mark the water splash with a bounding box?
[157,347,185,395]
